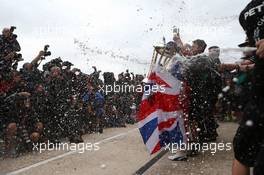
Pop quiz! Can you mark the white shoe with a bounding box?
[168,151,187,161]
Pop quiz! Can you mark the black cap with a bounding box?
[238,41,250,47]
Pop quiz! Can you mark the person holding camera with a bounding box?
[0,27,21,58]
[0,27,21,75]
[20,50,48,93]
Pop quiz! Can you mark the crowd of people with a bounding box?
[160,30,261,164]
[0,27,144,157]
[0,26,257,162]
[158,35,223,161]
[1,1,264,175]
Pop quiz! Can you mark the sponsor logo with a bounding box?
[244,2,264,20]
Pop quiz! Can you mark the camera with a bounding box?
[10,26,17,39]
[12,53,23,70]
[14,53,23,62]
[10,26,16,32]
[43,45,51,57]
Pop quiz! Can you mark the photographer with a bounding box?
[93,89,105,133]
[31,84,48,140]
[44,66,66,143]
[4,92,43,156]
[0,27,21,57]
[63,67,85,142]
[20,49,48,93]
[0,27,22,77]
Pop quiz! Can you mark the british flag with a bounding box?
[137,65,189,155]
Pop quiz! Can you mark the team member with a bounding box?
[232,1,264,175]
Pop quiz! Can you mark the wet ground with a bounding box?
[0,122,238,175]
[145,122,237,175]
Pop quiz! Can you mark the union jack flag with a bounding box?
[137,65,189,155]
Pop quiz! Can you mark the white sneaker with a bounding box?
[168,151,187,161]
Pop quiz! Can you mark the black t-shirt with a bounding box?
[239,0,264,99]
